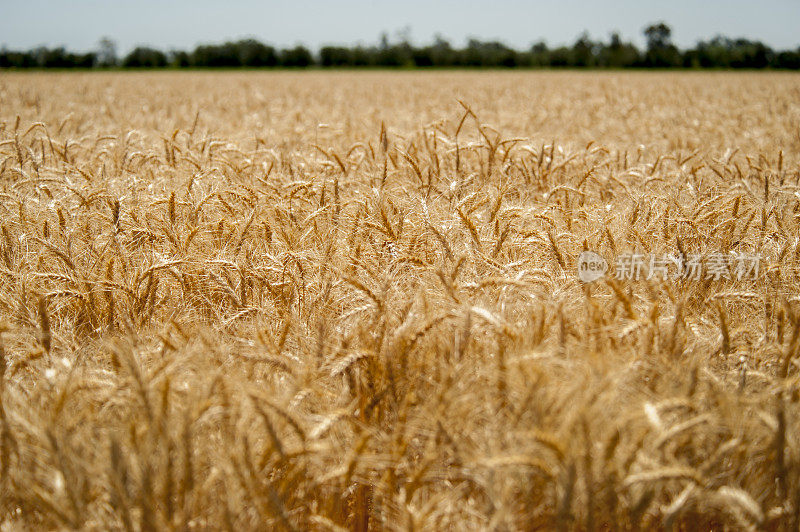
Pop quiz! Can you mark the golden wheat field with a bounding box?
[1,71,800,530]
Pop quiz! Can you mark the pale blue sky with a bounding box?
[1,0,798,54]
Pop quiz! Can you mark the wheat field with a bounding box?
[1,71,799,530]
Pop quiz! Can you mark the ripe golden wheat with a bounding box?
[0,71,799,530]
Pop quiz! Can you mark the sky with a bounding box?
[1,0,799,54]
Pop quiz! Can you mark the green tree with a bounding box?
[320,46,353,67]
[430,35,456,66]
[597,32,640,68]
[122,47,168,68]
[571,32,596,67]
[643,22,681,67]
[234,39,277,67]
[169,50,191,68]
[279,46,313,67]
[529,41,550,66]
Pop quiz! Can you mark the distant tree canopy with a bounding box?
[280,46,313,67]
[97,37,117,67]
[0,46,96,69]
[643,22,681,67]
[190,39,278,67]
[122,47,168,68]
[2,23,799,69]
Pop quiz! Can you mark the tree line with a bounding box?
[2,23,799,70]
